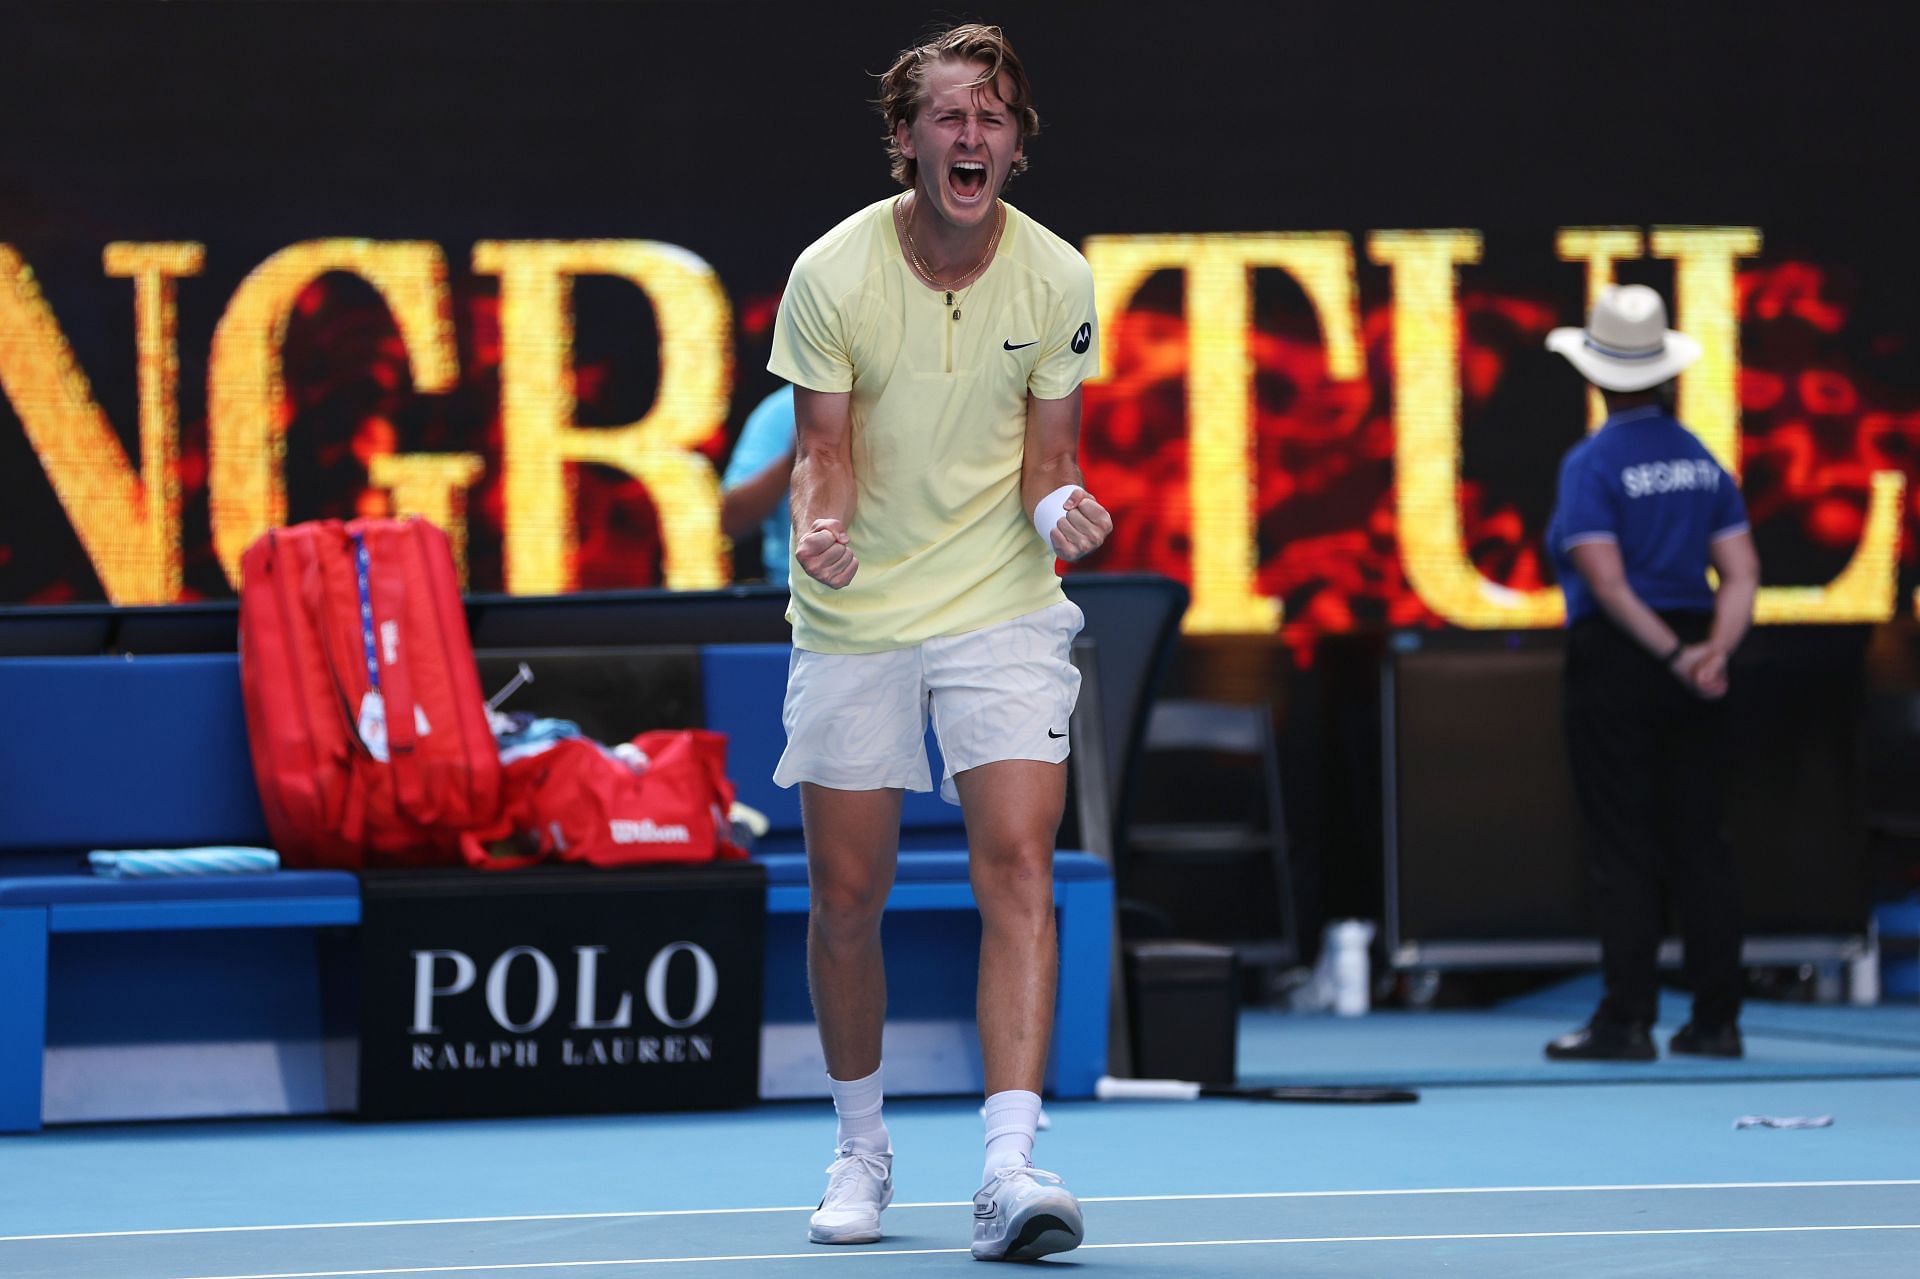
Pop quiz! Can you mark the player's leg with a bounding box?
[928,599,1086,1261]
[799,782,903,1244]
[773,646,930,1244]
[954,758,1065,1100]
[954,766,1083,1263]
[801,782,903,1083]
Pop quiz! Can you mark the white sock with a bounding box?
[982,1088,1042,1177]
[828,1065,889,1154]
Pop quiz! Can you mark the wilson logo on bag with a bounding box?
[609,818,691,845]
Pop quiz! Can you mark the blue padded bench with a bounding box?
[0,654,360,1133]
[1,644,1113,1128]
[698,644,1112,1100]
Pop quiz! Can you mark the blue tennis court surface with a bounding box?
[1233,973,1920,1088]
[4,993,1916,1277]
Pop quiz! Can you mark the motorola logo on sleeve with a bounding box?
[1070,322,1092,354]
[349,866,767,1119]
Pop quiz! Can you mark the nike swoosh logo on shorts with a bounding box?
[1047,728,1066,739]
[1004,339,1039,351]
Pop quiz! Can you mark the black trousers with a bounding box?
[1562,613,1744,1028]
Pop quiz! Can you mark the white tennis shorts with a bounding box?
[773,599,1084,804]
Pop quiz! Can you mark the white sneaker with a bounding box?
[970,1163,1084,1261]
[808,1142,893,1245]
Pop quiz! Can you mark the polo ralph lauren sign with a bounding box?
[351,864,766,1119]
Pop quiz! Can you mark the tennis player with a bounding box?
[766,21,1110,1263]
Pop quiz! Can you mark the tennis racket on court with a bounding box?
[1096,1076,1418,1104]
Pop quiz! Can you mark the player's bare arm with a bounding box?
[791,387,859,589]
[1021,387,1110,562]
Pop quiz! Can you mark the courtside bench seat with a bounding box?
[0,654,361,1133]
[0,873,361,1133]
[0,642,1112,1129]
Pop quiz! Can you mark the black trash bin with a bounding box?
[1124,940,1239,1085]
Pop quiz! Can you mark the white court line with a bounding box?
[4,1180,1918,1244]
[159,1223,1920,1279]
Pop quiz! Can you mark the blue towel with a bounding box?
[495,714,587,763]
[88,847,281,878]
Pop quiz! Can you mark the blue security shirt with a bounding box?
[1546,406,1749,624]
[721,385,795,587]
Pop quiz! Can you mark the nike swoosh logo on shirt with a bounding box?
[1003,339,1039,351]
[1047,728,1066,739]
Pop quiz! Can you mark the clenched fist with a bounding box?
[1049,490,1113,563]
[797,517,858,589]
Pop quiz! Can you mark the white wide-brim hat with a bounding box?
[1545,283,1701,392]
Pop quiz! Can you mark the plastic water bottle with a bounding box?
[1331,919,1375,1017]
[1849,922,1880,1006]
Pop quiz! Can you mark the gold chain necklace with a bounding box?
[897,194,1003,322]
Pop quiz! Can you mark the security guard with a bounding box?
[1543,284,1761,1061]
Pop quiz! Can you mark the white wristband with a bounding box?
[1033,484,1080,545]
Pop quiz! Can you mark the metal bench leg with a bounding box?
[0,907,49,1133]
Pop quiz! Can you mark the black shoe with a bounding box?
[1669,1021,1743,1058]
[1544,1021,1656,1061]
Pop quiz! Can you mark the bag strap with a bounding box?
[355,525,431,821]
[457,827,542,871]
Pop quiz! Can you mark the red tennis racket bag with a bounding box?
[239,517,502,867]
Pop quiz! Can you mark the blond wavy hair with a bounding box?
[875,23,1040,188]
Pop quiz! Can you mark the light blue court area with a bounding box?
[3,1000,1916,1277]
[1241,980,1920,1088]
[1500,972,1920,1049]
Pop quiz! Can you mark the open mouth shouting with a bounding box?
[949,159,990,204]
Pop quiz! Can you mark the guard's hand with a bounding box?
[796,518,858,589]
[1671,643,1726,699]
[1682,643,1730,699]
[1049,490,1113,562]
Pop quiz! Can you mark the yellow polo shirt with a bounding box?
[768,196,1100,653]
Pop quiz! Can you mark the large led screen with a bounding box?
[5,2,1917,651]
